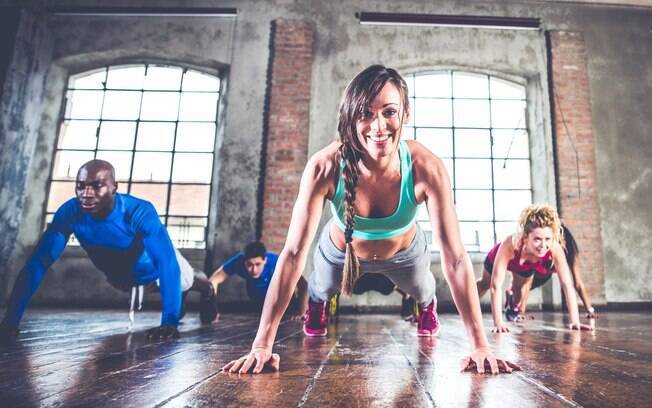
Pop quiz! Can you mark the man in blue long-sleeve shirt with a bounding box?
[0,160,217,342]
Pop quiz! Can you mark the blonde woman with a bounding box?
[476,205,594,333]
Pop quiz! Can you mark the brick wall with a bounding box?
[260,20,314,252]
[548,31,606,304]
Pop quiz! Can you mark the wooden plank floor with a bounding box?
[1,308,650,407]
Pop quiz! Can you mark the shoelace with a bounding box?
[128,285,144,332]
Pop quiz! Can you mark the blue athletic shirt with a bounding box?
[3,193,182,327]
[222,252,278,301]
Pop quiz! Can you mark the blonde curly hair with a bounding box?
[516,204,563,245]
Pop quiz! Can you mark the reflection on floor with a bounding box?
[0,309,650,407]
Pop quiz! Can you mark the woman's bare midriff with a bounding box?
[329,222,417,261]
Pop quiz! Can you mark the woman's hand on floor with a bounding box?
[222,346,280,374]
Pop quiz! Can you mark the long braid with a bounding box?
[340,143,360,295]
[335,64,410,295]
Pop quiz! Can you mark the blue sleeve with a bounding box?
[222,253,244,276]
[132,202,181,327]
[2,206,71,326]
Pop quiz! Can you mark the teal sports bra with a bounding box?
[330,140,418,240]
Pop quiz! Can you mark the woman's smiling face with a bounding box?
[355,82,408,161]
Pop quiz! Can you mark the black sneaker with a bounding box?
[199,287,219,324]
[401,296,417,322]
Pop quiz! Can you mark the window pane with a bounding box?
[419,221,434,247]
[136,122,176,151]
[47,181,75,212]
[455,159,492,189]
[454,129,491,157]
[454,99,490,128]
[102,91,141,120]
[69,69,106,89]
[178,93,219,121]
[169,185,210,216]
[493,159,531,189]
[182,70,220,92]
[401,126,415,140]
[53,64,221,249]
[58,120,98,149]
[490,77,525,100]
[442,158,454,185]
[495,221,518,242]
[97,121,136,150]
[95,151,133,181]
[416,204,429,222]
[453,72,488,98]
[405,102,415,127]
[132,152,172,181]
[140,91,180,121]
[106,66,145,90]
[405,71,531,253]
[66,90,103,119]
[494,190,532,221]
[176,122,216,152]
[455,190,493,221]
[172,153,213,183]
[414,98,452,127]
[144,66,182,90]
[415,128,452,158]
[117,183,128,194]
[414,73,451,98]
[492,129,530,159]
[52,151,94,179]
[459,221,494,252]
[130,183,169,215]
[491,100,526,129]
[406,75,415,102]
[167,218,207,249]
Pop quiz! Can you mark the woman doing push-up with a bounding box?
[476,204,594,333]
[224,65,519,375]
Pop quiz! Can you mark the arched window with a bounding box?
[46,64,221,248]
[403,71,532,252]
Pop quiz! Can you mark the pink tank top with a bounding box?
[486,238,555,277]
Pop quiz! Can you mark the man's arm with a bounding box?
[208,266,228,293]
[132,202,182,331]
[1,211,71,335]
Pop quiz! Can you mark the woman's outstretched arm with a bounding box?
[553,244,593,331]
[489,237,515,333]
[411,141,519,374]
[222,148,337,374]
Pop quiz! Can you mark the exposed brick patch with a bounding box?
[260,20,313,252]
[549,31,605,303]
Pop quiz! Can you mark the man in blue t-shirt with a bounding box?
[0,160,218,343]
[209,242,308,319]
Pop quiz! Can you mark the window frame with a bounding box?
[45,63,222,249]
[402,70,533,256]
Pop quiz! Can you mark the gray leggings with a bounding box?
[308,220,436,305]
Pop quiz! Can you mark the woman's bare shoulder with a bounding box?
[304,142,341,195]
[308,142,340,175]
[502,234,516,251]
[406,139,449,194]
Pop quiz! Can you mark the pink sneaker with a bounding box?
[417,299,440,337]
[303,299,327,337]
